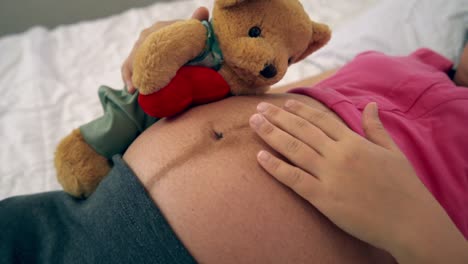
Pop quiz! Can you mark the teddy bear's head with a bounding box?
[212,0,331,95]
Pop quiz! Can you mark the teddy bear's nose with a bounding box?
[260,64,277,79]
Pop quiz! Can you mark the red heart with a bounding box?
[138,66,230,118]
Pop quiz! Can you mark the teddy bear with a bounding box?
[54,0,331,198]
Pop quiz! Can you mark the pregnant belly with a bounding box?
[123,93,394,264]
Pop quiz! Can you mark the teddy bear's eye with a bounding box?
[248,26,262,38]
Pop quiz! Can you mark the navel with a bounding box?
[213,130,224,140]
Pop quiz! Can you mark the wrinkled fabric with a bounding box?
[0,155,196,264]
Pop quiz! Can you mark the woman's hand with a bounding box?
[249,100,468,264]
[121,7,209,93]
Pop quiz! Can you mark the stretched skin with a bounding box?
[123,94,396,264]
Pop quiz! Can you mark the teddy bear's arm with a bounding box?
[132,19,208,95]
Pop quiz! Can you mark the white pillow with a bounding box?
[305,0,468,72]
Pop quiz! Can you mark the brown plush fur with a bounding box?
[133,19,208,95]
[56,0,331,198]
[55,129,111,198]
[132,0,331,96]
[213,0,331,95]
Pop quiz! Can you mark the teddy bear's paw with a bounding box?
[133,75,169,95]
[132,19,208,95]
[54,129,111,198]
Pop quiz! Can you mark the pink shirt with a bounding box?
[289,49,468,238]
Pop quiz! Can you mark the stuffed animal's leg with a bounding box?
[132,19,207,95]
[55,129,111,198]
[55,86,158,198]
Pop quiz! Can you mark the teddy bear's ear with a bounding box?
[217,0,248,8]
[295,21,331,62]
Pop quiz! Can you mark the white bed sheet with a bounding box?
[0,0,466,199]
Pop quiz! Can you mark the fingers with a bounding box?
[249,113,323,176]
[362,103,398,151]
[191,6,210,20]
[127,84,136,94]
[256,102,333,155]
[121,58,135,94]
[256,150,320,201]
[283,100,349,141]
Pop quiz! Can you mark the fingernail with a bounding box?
[285,100,296,109]
[370,102,380,120]
[258,151,271,162]
[250,114,264,128]
[257,102,269,113]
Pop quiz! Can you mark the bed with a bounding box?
[1,0,467,199]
